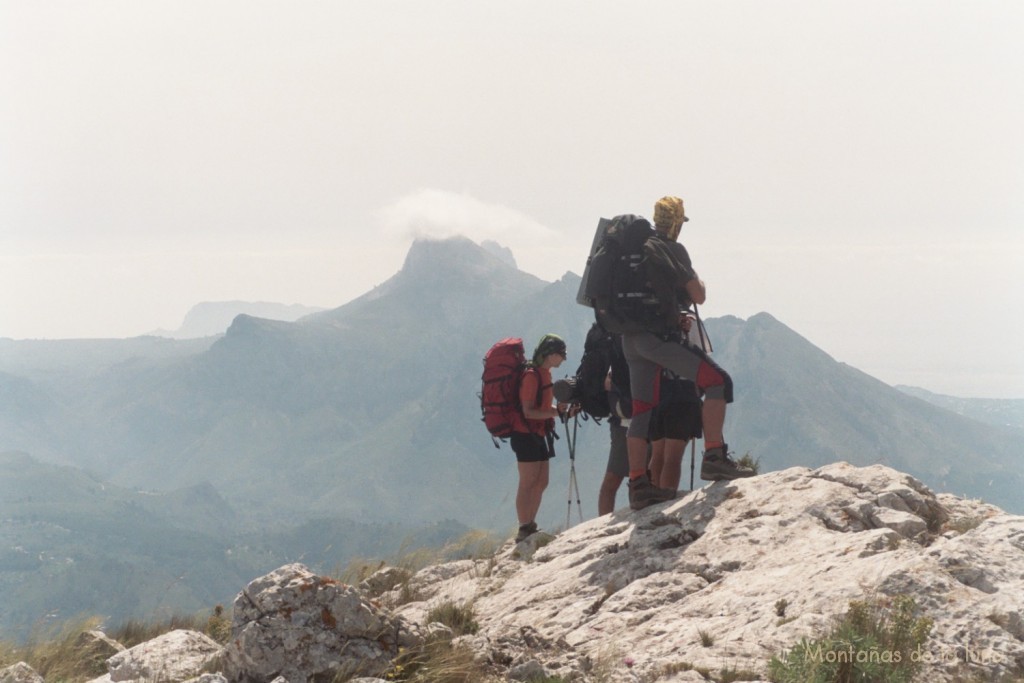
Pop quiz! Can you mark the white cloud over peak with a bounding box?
[378,188,556,243]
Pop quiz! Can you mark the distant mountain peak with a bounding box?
[302,235,548,327]
[480,240,517,268]
[385,236,545,297]
[400,236,518,278]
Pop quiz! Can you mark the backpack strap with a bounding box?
[523,367,558,437]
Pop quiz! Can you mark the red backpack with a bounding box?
[480,338,528,446]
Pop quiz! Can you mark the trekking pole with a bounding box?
[564,413,583,528]
[690,304,709,492]
[689,439,696,491]
[692,304,712,353]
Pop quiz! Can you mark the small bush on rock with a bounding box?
[205,604,232,644]
[737,453,760,474]
[768,595,932,683]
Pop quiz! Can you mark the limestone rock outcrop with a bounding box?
[30,462,1024,683]
[391,463,1024,682]
[223,563,407,683]
[0,662,44,683]
[99,629,221,683]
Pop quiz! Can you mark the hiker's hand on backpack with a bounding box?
[679,313,694,334]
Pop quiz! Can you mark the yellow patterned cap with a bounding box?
[652,196,689,231]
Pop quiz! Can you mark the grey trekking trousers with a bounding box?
[621,331,733,440]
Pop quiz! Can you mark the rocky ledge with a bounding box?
[3,462,1022,682]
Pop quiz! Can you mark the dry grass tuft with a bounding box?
[0,616,109,682]
[380,636,498,682]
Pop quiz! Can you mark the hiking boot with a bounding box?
[700,445,755,482]
[628,474,676,510]
[515,521,539,543]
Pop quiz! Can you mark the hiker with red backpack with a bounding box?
[512,334,576,542]
[480,334,576,542]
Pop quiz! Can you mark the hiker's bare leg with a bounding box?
[598,472,623,515]
[516,460,549,525]
[660,439,686,490]
[702,398,725,445]
[623,333,732,449]
[627,436,648,474]
[649,439,666,487]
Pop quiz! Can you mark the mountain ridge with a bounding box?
[1,236,1020,522]
[1,234,1022,642]
[707,312,1023,508]
[897,384,1024,430]
[150,300,326,339]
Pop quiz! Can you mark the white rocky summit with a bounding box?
[9,462,1021,682]
[388,462,1024,682]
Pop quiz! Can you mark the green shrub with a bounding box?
[737,453,760,475]
[204,604,232,644]
[768,595,932,683]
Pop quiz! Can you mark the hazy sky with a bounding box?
[2,1,1022,398]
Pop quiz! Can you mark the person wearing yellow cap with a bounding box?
[621,196,752,510]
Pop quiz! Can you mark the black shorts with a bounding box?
[510,432,554,463]
[649,400,703,441]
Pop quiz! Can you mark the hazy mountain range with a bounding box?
[0,235,1021,637]
[149,301,326,339]
[0,450,467,640]
[896,385,1024,431]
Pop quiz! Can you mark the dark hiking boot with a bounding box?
[700,445,755,481]
[515,521,539,543]
[628,474,676,510]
